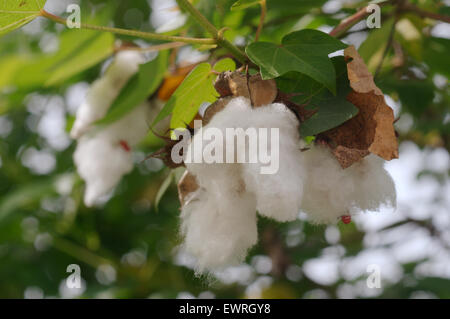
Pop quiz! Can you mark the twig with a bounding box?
[402,2,450,23]
[255,0,267,42]
[115,42,187,53]
[176,0,249,64]
[329,0,395,38]
[40,10,216,45]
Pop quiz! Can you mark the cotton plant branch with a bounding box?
[40,9,216,45]
[402,2,450,23]
[175,0,249,64]
[330,0,450,38]
[329,0,395,38]
[114,42,187,53]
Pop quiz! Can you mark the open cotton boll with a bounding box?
[71,51,146,139]
[186,96,305,222]
[74,135,134,207]
[180,186,258,272]
[184,97,252,191]
[73,102,153,207]
[240,103,305,222]
[301,145,396,224]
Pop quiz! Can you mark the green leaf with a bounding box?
[0,0,46,36]
[152,58,236,130]
[45,31,115,86]
[231,0,261,11]
[0,178,55,222]
[246,29,347,94]
[98,51,169,125]
[12,29,114,89]
[423,37,450,78]
[277,56,358,136]
[213,57,236,73]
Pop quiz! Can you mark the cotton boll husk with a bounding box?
[301,145,396,224]
[240,103,306,222]
[71,51,146,139]
[180,186,258,272]
[74,136,133,207]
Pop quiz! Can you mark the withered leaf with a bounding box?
[318,45,398,168]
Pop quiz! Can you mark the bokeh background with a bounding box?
[0,0,449,298]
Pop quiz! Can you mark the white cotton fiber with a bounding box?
[73,102,153,207]
[74,135,134,207]
[300,145,396,224]
[180,186,258,272]
[180,97,308,272]
[240,102,306,222]
[71,51,145,139]
[186,97,305,222]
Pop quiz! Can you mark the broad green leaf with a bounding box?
[11,30,114,89]
[213,57,236,72]
[152,58,236,130]
[231,0,261,11]
[98,51,169,125]
[45,31,115,86]
[0,55,28,88]
[277,56,358,136]
[0,0,46,36]
[246,29,347,94]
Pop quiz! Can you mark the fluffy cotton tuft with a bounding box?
[181,186,258,272]
[71,51,146,139]
[74,103,152,206]
[181,97,306,272]
[300,145,396,224]
[240,102,305,222]
[185,97,305,221]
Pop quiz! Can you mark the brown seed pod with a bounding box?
[214,71,278,107]
[177,171,199,206]
[248,73,277,107]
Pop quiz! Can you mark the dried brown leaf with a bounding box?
[318,45,398,168]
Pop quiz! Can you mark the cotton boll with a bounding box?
[351,155,396,213]
[74,135,133,207]
[241,103,306,222]
[180,187,258,272]
[71,51,146,139]
[73,102,153,207]
[301,145,396,224]
[184,97,252,191]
